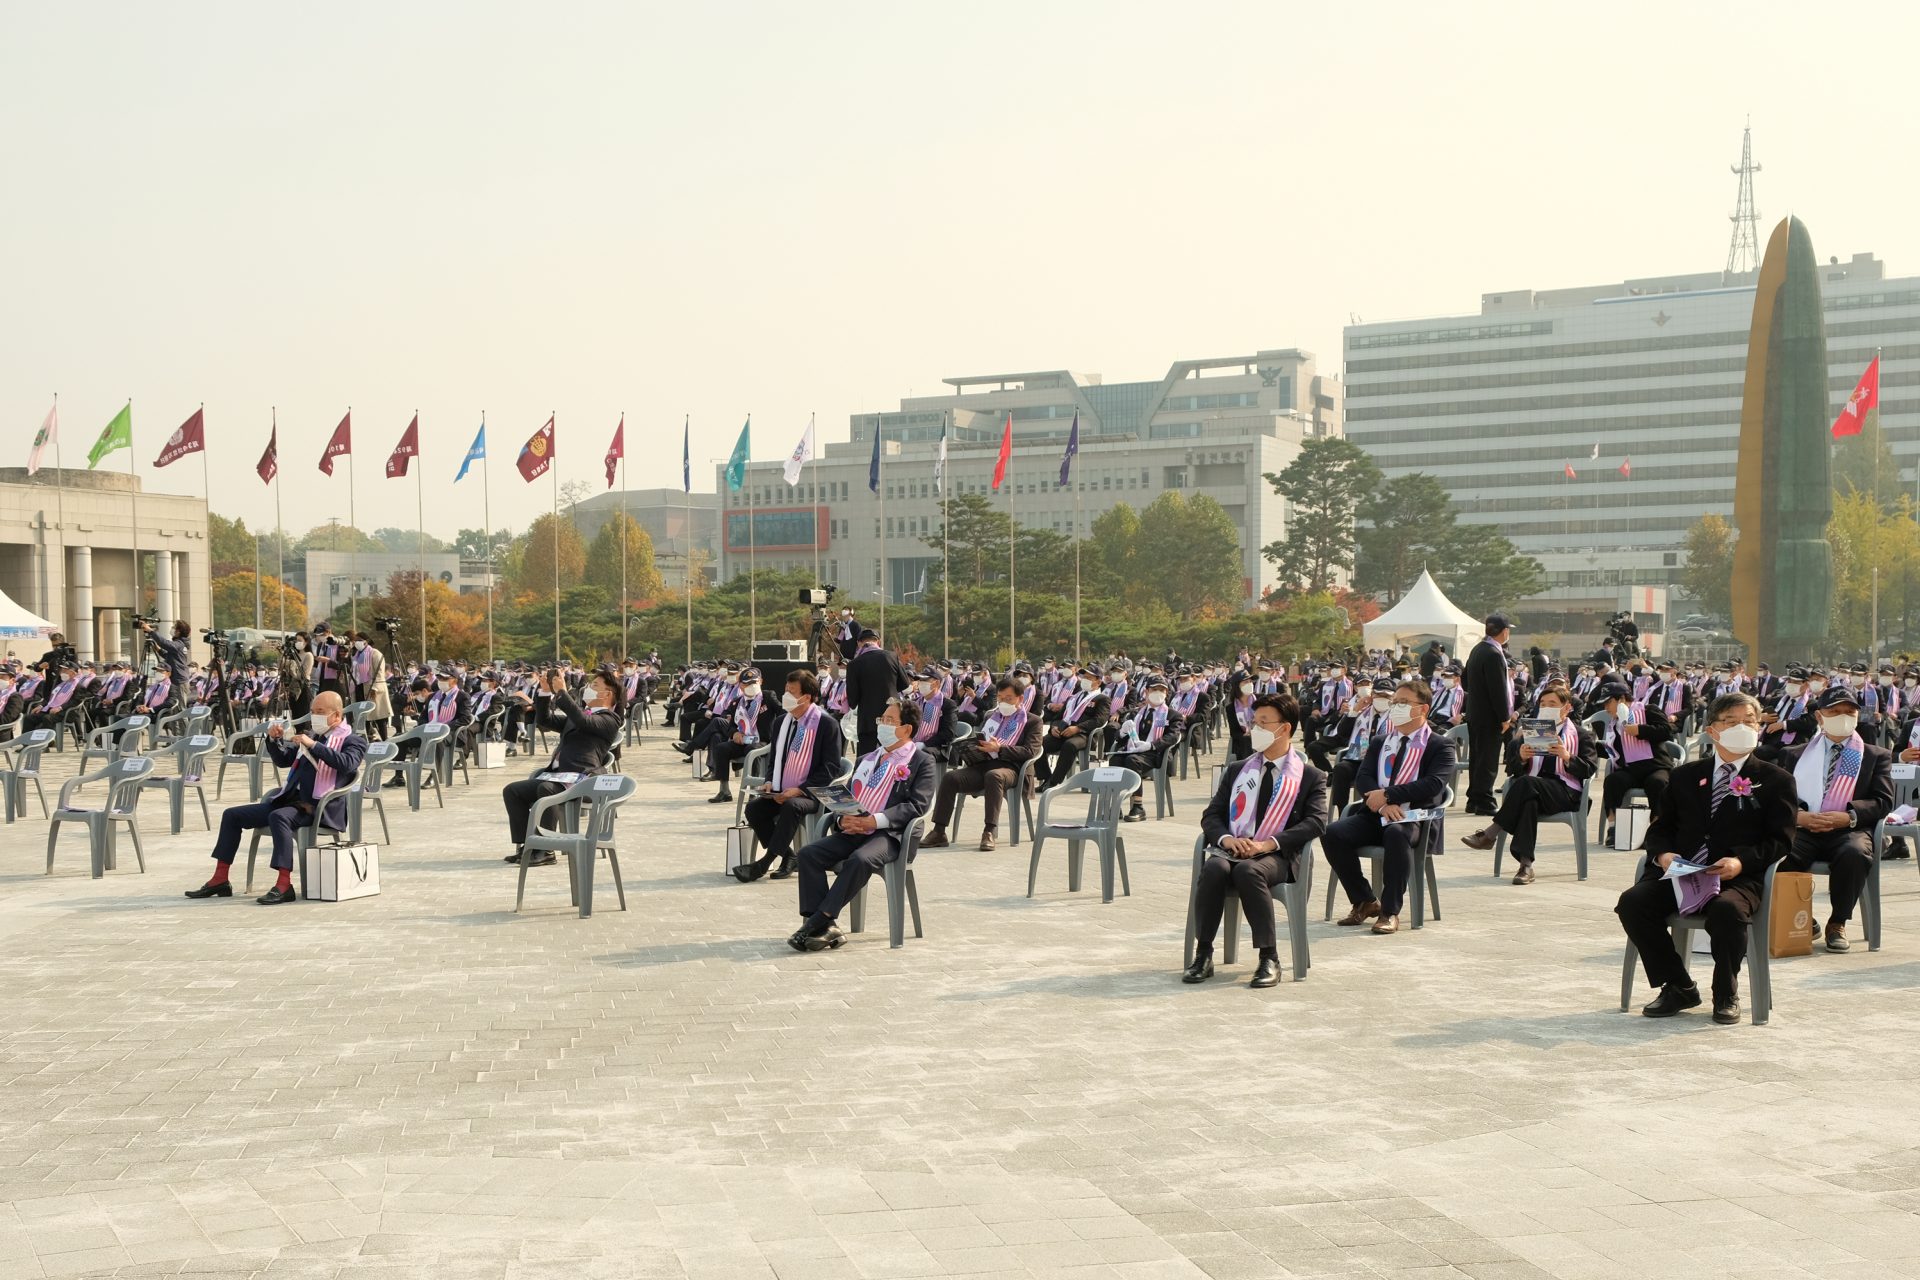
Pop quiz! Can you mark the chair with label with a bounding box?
[344,699,375,737]
[1145,723,1187,820]
[947,753,1044,847]
[0,728,56,824]
[733,745,772,827]
[46,756,155,878]
[215,723,283,803]
[245,777,363,898]
[1183,833,1316,982]
[350,740,398,845]
[142,733,220,835]
[1490,773,1595,881]
[1028,767,1139,903]
[1321,785,1453,930]
[386,721,450,811]
[1443,724,1472,804]
[1619,853,1778,1025]
[152,704,212,751]
[514,773,635,918]
[1854,767,1920,952]
[77,715,152,775]
[847,814,927,948]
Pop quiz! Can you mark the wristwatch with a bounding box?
[1848,810,1858,830]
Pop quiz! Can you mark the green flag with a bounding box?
[88,403,133,469]
[724,417,750,492]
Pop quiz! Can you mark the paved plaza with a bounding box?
[4,730,1920,1280]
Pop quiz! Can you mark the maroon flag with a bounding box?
[318,410,352,475]
[154,408,206,469]
[517,415,556,482]
[386,414,420,479]
[604,416,624,488]
[256,427,278,485]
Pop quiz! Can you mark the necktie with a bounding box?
[1824,742,1841,796]
[1711,762,1733,815]
[1255,761,1276,826]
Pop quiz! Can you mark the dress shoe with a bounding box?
[1181,955,1214,984]
[1603,825,1617,848]
[786,925,817,952]
[1887,838,1912,860]
[1641,982,1702,1018]
[1370,914,1399,935]
[708,790,733,803]
[1249,956,1280,988]
[1123,807,1146,823]
[767,858,795,880]
[919,829,950,849]
[733,856,772,883]
[978,830,996,851]
[1712,996,1742,1025]
[803,924,847,952]
[256,884,298,906]
[1460,827,1497,851]
[671,741,693,757]
[505,746,518,757]
[522,851,556,867]
[183,880,233,899]
[1826,922,1851,952]
[1336,899,1381,927]
[1512,862,1535,885]
[503,848,525,863]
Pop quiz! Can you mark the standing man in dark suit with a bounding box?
[1462,614,1515,817]
[1460,684,1599,883]
[843,628,907,756]
[786,698,937,952]
[184,691,368,906]
[1616,690,1798,1024]
[1320,680,1457,934]
[1184,693,1328,988]
[1779,687,1895,953]
[735,669,846,883]
[500,666,624,866]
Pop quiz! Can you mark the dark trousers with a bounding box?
[1465,717,1502,812]
[708,738,754,783]
[1321,810,1422,916]
[797,829,899,923]
[1038,732,1086,786]
[854,712,881,758]
[1327,757,1365,812]
[687,717,730,753]
[1493,773,1582,862]
[211,797,314,872]
[503,777,566,847]
[1616,871,1760,1002]
[744,793,819,863]
[1192,851,1296,953]
[931,762,1018,833]
[1784,828,1872,926]
[1306,740,1340,773]
[1601,759,1669,816]
[23,708,70,735]
[1107,749,1165,803]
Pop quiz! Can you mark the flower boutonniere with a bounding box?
[1728,776,1755,798]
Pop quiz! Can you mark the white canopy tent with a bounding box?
[1363,569,1483,659]
[0,585,56,640]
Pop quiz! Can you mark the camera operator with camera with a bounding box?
[501,664,623,865]
[133,615,192,716]
[37,631,78,674]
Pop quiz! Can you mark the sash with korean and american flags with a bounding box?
[913,692,946,743]
[850,739,920,813]
[1379,723,1432,786]
[1226,750,1305,843]
[984,704,1028,745]
[1528,715,1582,791]
[778,703,823,790]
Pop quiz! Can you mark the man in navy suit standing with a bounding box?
[185,690,368,906]
[1320,680,1457,935]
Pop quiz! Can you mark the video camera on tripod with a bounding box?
[374,615,402,640]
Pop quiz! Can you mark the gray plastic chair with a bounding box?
[847,814,927,948]
[386,721,450,810]
[734,745,772,826]
[1,728,56,823]
[794,761,859,851]
[949,753,1043,845]
[1321,785,1454,930]
[352,741,398,845]
[1183,834,1316,982]
[345,699,375,735]
[244,778,362,897]
[1028,767,1140,903]
[47,756,154,878]
[153,704,212,750]
[1147,724,1186,819]
[77,715,152,774]
[142,733,219,834]
[514,774,635,918]
[1619,852,1777,1025]
[215,724,283,802]
[1443,724,1472,802]
[1490,773,1595,880]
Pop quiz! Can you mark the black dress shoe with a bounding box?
[767,858,795,880]
[256,885,298,905]
[184,880,233,899]
[671,742,693,756]
[523,851,557,867]
[1181,956,1214,984]
[1712,997,1742,1025]
[708,790,733,803]
[1249,957,1281,988]
[1887,839,1912,860]
[733,856,773,883]
[1123,808,1146,823]
[1641,983,1702,1018]
[504,848,525,863]
[803,924,847,952]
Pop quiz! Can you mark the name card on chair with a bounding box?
[593,775,623,791]
[189,735,216,748]
[1092,767,1127,783]
[1893,764,1918,780]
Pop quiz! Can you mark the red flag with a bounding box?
[256,427,278,485]
[991,412,1012,491]
[604,416,624,489]
[517,415,556,482]
[318,410,352,475]
[1618,457,1632,478]
[1563,463,1576,479]
[1832,356,1880,437]
[154,408,206,468]
[386,414,420,478]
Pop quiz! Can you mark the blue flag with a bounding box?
[725,417,750,492]
[1059,411,1079,486]
[682,417,690,493]
[454,423,485,483]
[868,422,881,494]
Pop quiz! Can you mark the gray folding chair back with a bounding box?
[154,704,212,750]
[215,724,283,802]
[143,733,219,834]
[1857,770,1920,953]
[734,745,773,826]
[946,752,1043,845]
[345,699,375,735]
[1028,767,1139,903]
[46,755,155,878]
[847,815,927,948]
[1322,785,1454,929]
[1491,772,1595,880]
[1618,853,1777,1024]
[353,740,398,844]
[244,774,362,897]
[78,715,152,773]
[1183,834,1316,981]
[1146,723,1186,819]
[0,728,57,823]
[515,774,635,918]
[1444,724,1472,801]
[387,722,450,811]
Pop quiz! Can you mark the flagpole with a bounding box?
[482,412,494,666]
[684,417,693,668]
[1074,470,1083,664]
[941,412,950,663]
[878,418,887,645]
[551,412,560,662]
[1008,446,1016,664]
[52,393,66,628]
[254,526,262,629]
[416,411,426,666]
[346,406,358,635]
[273,407,285,635]
[127,400,141,626]
[747,414,757,649]
[620,422,629,665]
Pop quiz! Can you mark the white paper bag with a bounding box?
[1614,802,1649,851]
[301,842,380,901]
[725,825,752,875]
[474,741,507,770]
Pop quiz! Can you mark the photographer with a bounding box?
[37,632,77,673]
[279,630,315,718]
[135,617,192,715]
[501,665,623,866]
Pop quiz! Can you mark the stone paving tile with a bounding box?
[2,731,1918,1276]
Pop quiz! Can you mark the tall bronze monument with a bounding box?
[1730,216,1832,660]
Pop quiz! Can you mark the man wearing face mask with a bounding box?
[923,676,1046,851]
[1616,691,1797,1024]
[673,662,744,760]
[1036,663,1112,788]
[1108,673,1186,822]
[501,666,624,866]
[1305,662,1353,746]
[705,667,776,804]
[908,666,957,749]
[345,631,392,741]
[786,698,936,951]
[1757,665,1817,763]
[1324,679,1397,813]
[1595,677,1675,847]
[1320,680,1455,935]
[1462,615,1516,818]
[389,669,471,786]
[1460,684,1599,882]
[1777,687,1894,953]
[1186,693,1328,988]
[735,670,845,882]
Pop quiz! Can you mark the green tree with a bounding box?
[1262,436,1381,594]
[1089,503,1142,588]
[210,571,307,631]
[1832,411,1900,513]
[924,494,1012,588]
[1355,474,1456,604]
[1680,513,1736,622]
[1438,522,1543,618]
[372,526,450,555]
[515,513,586,595]
[294,522,379,553]
[207,513,257,575]
[585,513,667,604]
[454,527,511,564]
[1130,491,1242,618]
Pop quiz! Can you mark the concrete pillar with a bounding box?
[154,548,175,624]
[67,545,94,664]
[171,551,185,624]
[98,609,121,664]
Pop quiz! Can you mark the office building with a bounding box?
[569,488,719,591]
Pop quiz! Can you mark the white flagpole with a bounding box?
[809,413,820,587]
[1074,469,1082,664]
[346,406,358,634]
[747,415,757,649]
[551,412,560,661]
[127,400,141,628]
[51,393,66,627]
[1007,446,1016,665]
[620,417,629,665]
[878,418,887,645]
[482,411,494,666]
[684,417,693,667]
[273,407,285,635]
[941,412,949,663]
[415,411,426,666]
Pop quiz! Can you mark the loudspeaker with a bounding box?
[753,640,807,662]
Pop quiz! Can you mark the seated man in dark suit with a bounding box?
[184,690,369,906]
[786,698,937,952]
[1460,683,1600,884]
[500,666,624,866]
[1035,662,1112,788]
[1185,693,1328,989]
[1595,677,1676,846]
[1779,686,1896,953]
[1319,679,1457,935]
[735,669,846,883]
[923,676,1045,852]
[1108,673,1187,823]
[706,667,776,805]
[908,666,958,750]
[1615,691,1798,1024]
[1324,680,1395,814]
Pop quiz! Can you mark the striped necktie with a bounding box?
[1824,742,1841,795]
[1711,762,1733,815]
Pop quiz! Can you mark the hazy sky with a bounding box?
[6,2,1917,543]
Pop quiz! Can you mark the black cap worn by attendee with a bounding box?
[1815,686,1862,711]
[858,628,879,642]
[1597,678,1632,701]
[1485,614,1512,633]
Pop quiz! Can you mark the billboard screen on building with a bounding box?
[723,507,826,552]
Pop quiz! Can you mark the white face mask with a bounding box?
[1908,679,1918,689]
[1371,696,1391,714]
[998,698,1019,714]
[1079,678,1096,693]
[741,683,760,697]
[1716,723,1760,754]
[1177,680,1192,691]
[1147,690,1166,706]
[781,692,801,712]
[1540,706,1564,723]
[1808,680,1827,694]
[1247,726,1277,754]
[1786,682,1804,698]
[893,721,913,745]
[352,639,366,651]
[1880,676,1894,687]
[917,681,932,696]
[1387,703,1414,728]
[1238,682,1254,696]
[1822,713,1859,739]
[725,674,739,685]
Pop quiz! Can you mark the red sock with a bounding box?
[275,868,292,891]
[207,862,231,886]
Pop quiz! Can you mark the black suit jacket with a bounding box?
[1463,638,1511,724]
[1503,723,1600,784]
[1643,755,1797,893]
[534,692,621,775]
[1779,739,1896,833]
[1200,755,1329,859]
[767,708,846,790]
[845,645,908,720]
[265,729,368,830]
[836,745,937,848]
[1351,726,1457,810]
[1598,703,1674,764]
[962,714,1044,769]
[1048,691,1111,739]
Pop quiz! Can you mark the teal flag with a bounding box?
[724,417,750,491]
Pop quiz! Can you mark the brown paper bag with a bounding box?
[1769,870,1814,958]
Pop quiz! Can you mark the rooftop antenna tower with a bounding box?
[1725,120,1761,279]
